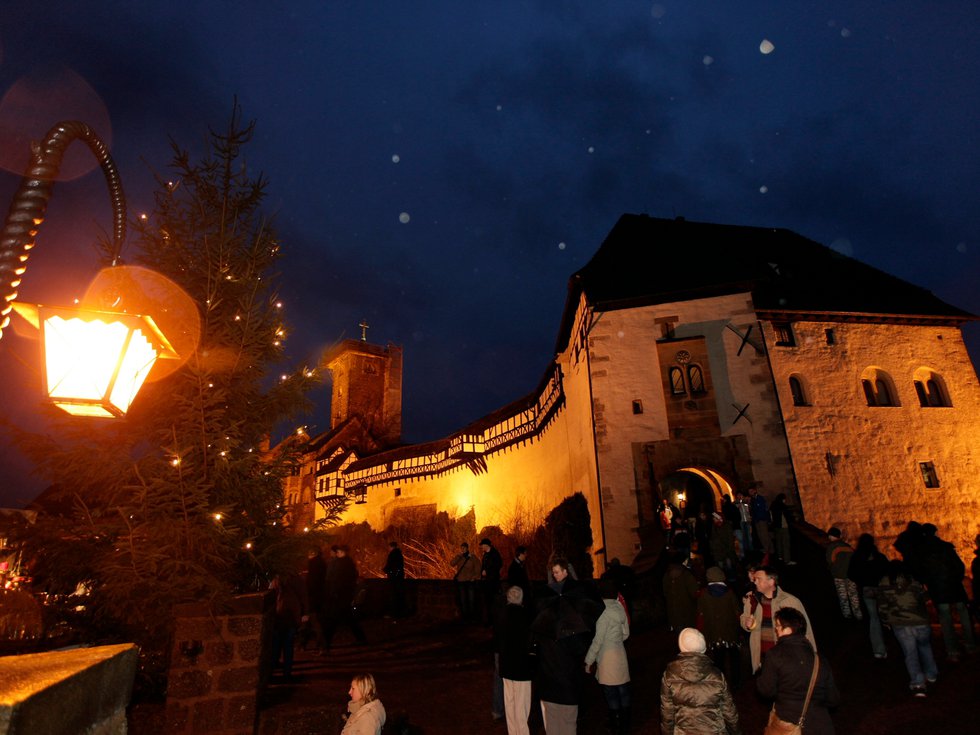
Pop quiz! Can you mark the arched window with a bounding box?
[913,369,951,408]
[860,368,899,407]
[875,378,895,406]
[789,376,808,406]
[669,367,686,396]
[687,364,705,394]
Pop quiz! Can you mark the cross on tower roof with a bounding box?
[359,319,369,342]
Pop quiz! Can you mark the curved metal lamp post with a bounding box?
[0,120,176,417]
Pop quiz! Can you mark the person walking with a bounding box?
[305,545,328,652]
[531,557,601,735]
[847,533,890,658]
[757,608,839,735]
[323,545,367,649]
[660,627,741,734]
[495,585,535,735]
[451,542,482,622]
[826,527,861,620]
[741,566,816,674]
[269,570,304,682]
[383,540,406,618]
[918,524,977,661]
[748,486,772,556]
[508,545,531,601]
[480,537,504,625]
[585,579,632,734]
[769,493,793,565]
[877,559,939,697]
[698,566,742,691]
[663,551,698,632]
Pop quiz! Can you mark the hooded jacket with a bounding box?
[660,652,741,734]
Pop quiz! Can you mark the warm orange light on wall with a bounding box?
[13,302,177,418]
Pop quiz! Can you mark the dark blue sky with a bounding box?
[2,2,978,506]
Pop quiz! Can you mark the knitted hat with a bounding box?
[479,538,492,547]
[678,627,706,654]
[706,566,725,583]
[827,527,842,539]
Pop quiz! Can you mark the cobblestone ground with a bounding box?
[257,605,979,735]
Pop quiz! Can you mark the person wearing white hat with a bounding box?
[660,628,742,734]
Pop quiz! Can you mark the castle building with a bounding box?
[285,214,980,570]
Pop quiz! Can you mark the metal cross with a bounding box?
[359,319,369,341]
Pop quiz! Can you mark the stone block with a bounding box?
[191,698,226,732]
[238,638,262,662]
[217,666,258,693]
[226,695,258,731]
[0,643,137,735]
[204,640,234,667]
[167,669,213,699]
[227,615,263,638]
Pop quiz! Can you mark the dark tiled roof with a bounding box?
[556,214,973,351]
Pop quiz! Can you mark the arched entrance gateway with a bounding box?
[659,467,734,518]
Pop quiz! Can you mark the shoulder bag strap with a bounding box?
[797,654,820,727]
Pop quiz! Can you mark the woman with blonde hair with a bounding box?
[341,673,386,735]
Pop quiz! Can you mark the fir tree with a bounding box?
[8,105,335,689]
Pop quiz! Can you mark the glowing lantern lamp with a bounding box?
[0,121,178,417]
[13,302,178,417]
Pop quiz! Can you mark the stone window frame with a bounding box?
[919,461,940,489]
[913,368,952,408]
[860,367,900,407]
[788,375,809,406]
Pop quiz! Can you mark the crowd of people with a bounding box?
[266,502,978,735]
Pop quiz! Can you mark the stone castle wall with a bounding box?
[766,318,980,563]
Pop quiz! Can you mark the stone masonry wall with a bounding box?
[166,592,272,735]
[766,319,980,566]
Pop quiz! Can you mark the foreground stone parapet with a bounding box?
[0,643,137,735]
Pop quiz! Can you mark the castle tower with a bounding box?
[322,338,403,447]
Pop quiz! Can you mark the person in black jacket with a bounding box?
[480,537,503,625]
[383,540,406,618]
[757,607,840,735]
[507,545,531,601]
[495,585,535,735]
[531,557,602,734]
[323,545,367,649]
[847,533,890,659]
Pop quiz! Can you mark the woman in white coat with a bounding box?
[585,579,631,734]
[341,673,386,735]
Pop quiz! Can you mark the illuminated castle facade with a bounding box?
[285,215,980,570]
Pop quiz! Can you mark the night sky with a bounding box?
[1,2,978,507]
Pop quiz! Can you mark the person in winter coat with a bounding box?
[452,542,482,622]
[698,566,742,690]
[495,585,535,735]
[877,559,938,696]
[663,551,698,631]
[270,571,305,681]
[741,566,816,673]
[532,558,602,735]
[917,524,977,661]
[847,533,890,658]
[660,627,741,735]
[585,579,631,734]
[757,608,839,735]
[323,545,367,648]
[340,673,386,735]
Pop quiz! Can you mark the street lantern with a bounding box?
[11,302,177,418]
[0,121,177,417]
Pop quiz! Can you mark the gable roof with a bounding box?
[556,214,973,352]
